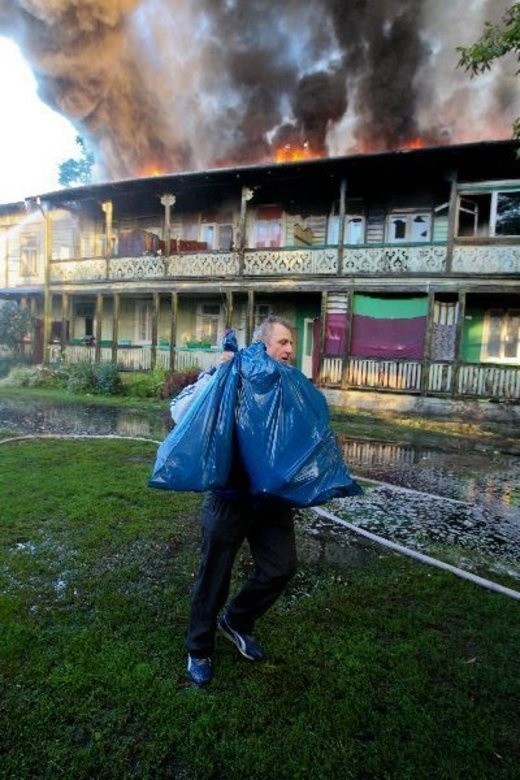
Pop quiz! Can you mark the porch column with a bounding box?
[61,293,70,352]
[337,178,347,276]
[151,292,159,370]
[111,293,120,365]
[160,194,176,255]
[445,172,458,274]
[452,289,466,397]
[238,186,254,275]
[246,289,255,345]
[316,291,328,384]
[38,200,52,366]
[340,289,354,389]
[101,200,114,278]
[169,292,178,371]
[420,289,436,395]
[225,291,233,330]
[95,293,103,363]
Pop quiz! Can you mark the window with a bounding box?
[457,188,520,237]
[254,206,283,248]
[254,303,271,327]
[327,215,365,245]
[200,223,234,250]
[482,309,520,363]
[135,302,152,344]
[20,246,38,276]
[387,212,431,243]
[197,302,222,346]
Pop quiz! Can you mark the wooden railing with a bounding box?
[320,356,520,400]
[30,242,519,287]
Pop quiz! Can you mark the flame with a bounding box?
[404,137,425,150]
[275,142,321,163]
[137,163,165,177]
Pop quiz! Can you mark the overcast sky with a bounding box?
[0,36,78,205]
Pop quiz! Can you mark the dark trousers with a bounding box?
[186,492,298,658]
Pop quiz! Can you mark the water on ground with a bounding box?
[1,397,519,584]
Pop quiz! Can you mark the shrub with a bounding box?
[93,363,123,395]
[0,365,57,388]
[161,368,201,399]
[121,368,168,399]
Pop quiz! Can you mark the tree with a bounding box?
[457,3,520,138]
[58,135,95,187]
[0,301,33,355]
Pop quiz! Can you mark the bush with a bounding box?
[0,365,57,388]
[121,368,168,399]
[161,368,201,399]
[93,363,123,395]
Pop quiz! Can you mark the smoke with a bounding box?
[0,0,517,180]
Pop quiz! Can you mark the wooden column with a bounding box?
[225,291,233,330]
[340,289,354,390]
[111,292,120,365]
[452,290,466,397]
[420,289,436,395]
[95,293,103,363]
[169,292,178,371]
[238,186,254,276]
[61,293,69,352]
[151,292,159,370]
[445,172,458,274]
[246,289,255,345]
[160,194,176,254]
[337,178,347,276]
[41,205,52,366]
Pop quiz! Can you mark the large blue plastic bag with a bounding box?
[149,357,239,491]
[236,343,362,507]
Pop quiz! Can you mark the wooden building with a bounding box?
[0,139,519,406]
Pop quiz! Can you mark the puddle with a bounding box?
[0,396,169,440]
[1,397,519,582]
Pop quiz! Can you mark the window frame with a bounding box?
[481,308,520,364]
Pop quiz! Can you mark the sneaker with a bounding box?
[187,654,213,686]
[218,613,264,661]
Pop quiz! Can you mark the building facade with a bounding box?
[1,140,519,405]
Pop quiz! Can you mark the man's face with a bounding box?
[265,323,294,363]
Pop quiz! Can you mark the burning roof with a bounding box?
[0,0,517,184]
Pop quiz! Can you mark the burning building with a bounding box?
[0,138,519,412]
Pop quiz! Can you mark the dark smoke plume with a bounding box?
[0,0,517,182]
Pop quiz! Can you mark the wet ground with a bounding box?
[1,397,519,584]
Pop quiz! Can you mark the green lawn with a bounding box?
[0,438,518,778]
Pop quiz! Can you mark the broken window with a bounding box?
[456,187,520,237]
[386,211,431,243]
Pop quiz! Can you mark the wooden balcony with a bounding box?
[40,242,520,287]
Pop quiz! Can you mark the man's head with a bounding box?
[253,316,294,363]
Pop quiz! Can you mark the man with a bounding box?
[186,316,297,686]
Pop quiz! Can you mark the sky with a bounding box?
[0,36,79,205]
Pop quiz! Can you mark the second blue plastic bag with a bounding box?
[235,343,362,506]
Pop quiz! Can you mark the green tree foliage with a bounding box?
[0,301,33,354]
[58,135,95,187]
[457,3,520,138]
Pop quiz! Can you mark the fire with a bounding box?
[405,137,425,150]
[275,142,320,163]
[137,163,165,177]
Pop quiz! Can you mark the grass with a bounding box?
[0,438,518,778]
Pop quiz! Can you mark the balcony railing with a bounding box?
[27,242,518,287]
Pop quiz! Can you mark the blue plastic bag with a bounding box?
[149,339,361,507]
[236,343,362,506]
[149,356,239,491]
